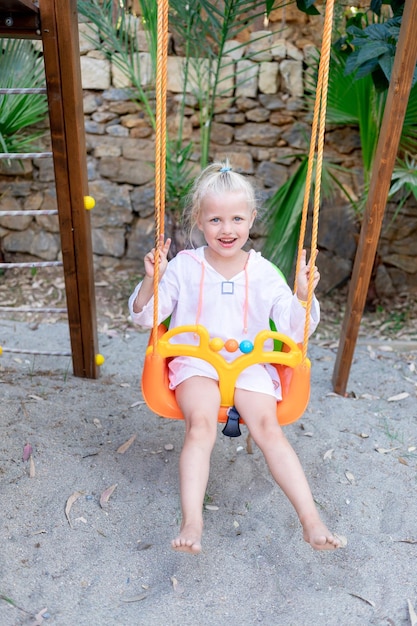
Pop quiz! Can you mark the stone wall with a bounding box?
[0,7,416,298]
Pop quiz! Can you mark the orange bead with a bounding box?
[224,338,239,352]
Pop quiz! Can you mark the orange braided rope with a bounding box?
[294,0,335,362]
[152,0,169,351]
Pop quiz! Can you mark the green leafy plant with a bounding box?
[264,3,417,274]
[340,1,411,92]
[390,155,417,199]
[296,0,320,16]
[168,0,275,167]
[329,26,417,207]
[0,38,48,157]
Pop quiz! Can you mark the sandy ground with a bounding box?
[1,316,417,626]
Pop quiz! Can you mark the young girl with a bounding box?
[129,162,343,554]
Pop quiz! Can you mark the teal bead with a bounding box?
[239,340,254,353]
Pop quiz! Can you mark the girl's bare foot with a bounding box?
[171,523,202,554]
[302,518,347,550]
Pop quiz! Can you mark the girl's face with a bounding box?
[197,191,256,259]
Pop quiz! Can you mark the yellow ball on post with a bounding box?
[84,196,95,210]
[95,354,105,366]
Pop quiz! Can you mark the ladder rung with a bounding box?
[0,152,53,160]
[0,88,47,95]
[0,261,63,269]
[0,210,58,217]
[0,347,71,357]
[0,307,67,313]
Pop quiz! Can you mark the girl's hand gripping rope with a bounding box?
[296,249,320,303]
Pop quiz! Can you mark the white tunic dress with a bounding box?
[128,247,320,400]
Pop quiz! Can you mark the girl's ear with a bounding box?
[249,210,257,228]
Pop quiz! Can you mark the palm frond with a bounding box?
[263,158,309,278]
[400,82,417,156]
[390,156,417,200]
[0,38,48,154]
[262,156,347,278]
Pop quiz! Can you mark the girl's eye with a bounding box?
[210,217,220,223]
[234,217,243,222]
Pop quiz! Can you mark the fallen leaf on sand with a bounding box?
[408,599,417,626]
[170,576,184,595]
[361,393,379,401]
[367,346,376,360]
[32,607,49,625]
[334,534,347,548]
[323,449,334,461]
[117,435,136,454]
[348,592,375,607]
[100,484,117,508]
[29,455,35,478]
[120,594,147,603]
[345,470,355,484]
[22,443,33,461]
[387,392,410,402]
[28,394,44,401]
[65,491,84,528]
[375,446,401,454]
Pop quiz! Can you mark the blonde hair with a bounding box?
[183,160,257,246]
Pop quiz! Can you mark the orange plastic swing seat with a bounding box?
[141,323,311,427]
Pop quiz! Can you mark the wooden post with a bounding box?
[332,0,417,396]
[40,0,99,378]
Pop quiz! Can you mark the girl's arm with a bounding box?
[132,236,171,313]
[269,251,320,343]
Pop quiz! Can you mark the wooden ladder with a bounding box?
[0,0,99,378]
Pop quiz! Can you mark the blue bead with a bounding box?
[239,340,253,353]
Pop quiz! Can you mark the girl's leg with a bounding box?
[172,376,220,554]
[234,389,342,550]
